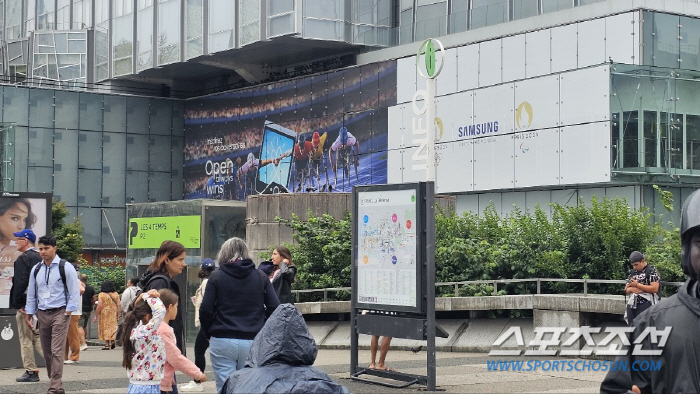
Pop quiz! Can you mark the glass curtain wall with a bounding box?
[25,0,36,36]
[185,0,203,59]
[37,0,55,30]
[72,0,92,29]
[137,0,154,71]
[268,0,294,38]
[415,0,447,42]
[95,0,110,81]
[56,0,70,30]
[302,0,344,41]
[239,0,260,46]
[352,0,391,46]
[158,0,180,65]
[113,0,134,77]
[6,0,21,39]
[209,0,235,52]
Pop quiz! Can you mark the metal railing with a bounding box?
[291,278,686,303]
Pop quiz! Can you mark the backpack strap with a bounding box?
[31,259,70,308]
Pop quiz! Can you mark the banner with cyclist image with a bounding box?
[182,61,397,201]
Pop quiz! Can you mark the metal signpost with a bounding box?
[350,38,444,391]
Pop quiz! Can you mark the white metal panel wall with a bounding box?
[559,65,609,125]
[472,134,514,191]
[559,122,611,185]
[436,141,473,193]
[605,12,636,65]
[551,23,578,73]
[437,48,458,97]
[525,29,551,78]
[514,74,560,131]
[452,90,473,141]
[387,149,404,184]
[401,148,428,184]
[473,83,514,136]
[578,18,606,68]
[455,194,479,215]
[502,34,526,82]
[436,94,457,143]
[397,56,417,104]
[479,39,502,87]
[502,191,526,213]
[457,44,479,91]
[514,128,560,188]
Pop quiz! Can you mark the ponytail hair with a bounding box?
[158,288,179,309]
[121,296,153,370]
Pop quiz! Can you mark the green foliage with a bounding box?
[277,196,684,298]
[81,265,127,294]
[653,185,674,213]
[51,199,86,268]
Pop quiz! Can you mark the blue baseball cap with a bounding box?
[201,258,216,270]
[13,229,36,243]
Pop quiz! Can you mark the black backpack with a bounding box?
[126,273,170,312]
[32,259,69,308]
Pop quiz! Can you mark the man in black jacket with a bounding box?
[9,229,42,383]
[601,189,700,394]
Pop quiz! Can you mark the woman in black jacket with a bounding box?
[199,237,280,392]
[258,246,297,304]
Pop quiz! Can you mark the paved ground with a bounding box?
[0,345,608,393]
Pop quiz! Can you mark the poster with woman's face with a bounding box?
[0,193,51,309]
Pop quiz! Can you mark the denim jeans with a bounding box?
[209,337,254,392]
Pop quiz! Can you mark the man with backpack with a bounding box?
[624,251,660,326]
[9,229,42,383]
[24,235,81,394]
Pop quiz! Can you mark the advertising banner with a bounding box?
[0,192,51,309]
[128,216,201,249]
[183,61,397,200]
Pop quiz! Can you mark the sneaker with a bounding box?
[179,380,204,392]
[16,370,39,382]
[64,360,79,364]
[80,344,88,351]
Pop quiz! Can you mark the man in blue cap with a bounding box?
[9,229,42,382]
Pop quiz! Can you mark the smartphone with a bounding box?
[31,315,38,330]
[256,121,296,194]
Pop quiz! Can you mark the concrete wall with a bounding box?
[246,192,455,260]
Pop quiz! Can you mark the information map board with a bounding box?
[353,183,425,314]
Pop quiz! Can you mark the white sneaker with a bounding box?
[79,344,88,351]
[179,380,203,392]
[64,360,78,364]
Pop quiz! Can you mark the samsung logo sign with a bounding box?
[458,122,499,138]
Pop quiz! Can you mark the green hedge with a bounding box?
[276,196,684,300]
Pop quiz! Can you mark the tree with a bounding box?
[51,199,86,267]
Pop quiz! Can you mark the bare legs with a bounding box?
[369,335,393,371]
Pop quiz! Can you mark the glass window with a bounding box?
[270,14,294,37]
[3,87,29,126]
[72,0,92,29]
[103,133,126,207]
[681,16,700,72]
[102,208,126,245]
[28,127,53,167]
[126,170,148,203]
[399,8,413,45]
[209,0,235,53]
[643,110,658,168]
[450,0,468,34]
[149,135,171,171]
[578,0,603,5]
[77,207,100,245]
[149,171,171,202]
[158,0,180,65]
[56,0,70,30]
[136,0,153,71]
[37,0,55,30]
[78,169,102,207]
[660,112,683,169]
[304,0,342,19]
[28,166,53,193]
[113,0,134,76]
[239,0,260,46]
[55,90,79,129]
[644,12,680,69]
[185,0,203,59]
[126,97,149,133]
[619,111,639,168]
[29,88,54,128]
[542,0,572,13]
[95,0,110,80]
[126,134,148,170]
[79,130,102,169]
[304,19,343,40]
[25,0,36,35]
[471,0,507,30]
[415,2,446,42]
[79,93,103,131]
[11,126,28,192]
[171,137,183,198]
[53,129,78,205]
[513,0,538,20]
[104,95,127,132]
[687,115,700,170]
[149,100,172,135]
[6,0,21,39]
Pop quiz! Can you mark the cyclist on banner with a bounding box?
[236,152,277,198]
[329,126,361,190]
[310,131,330,192]
[292,134,314,192]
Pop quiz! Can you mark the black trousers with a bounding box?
[626,301,652,327]
[194,328,210,375]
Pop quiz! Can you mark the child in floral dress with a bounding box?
[121,290,166,394]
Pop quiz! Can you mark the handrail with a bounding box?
[291,278,686,302]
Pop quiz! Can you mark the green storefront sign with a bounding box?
[128,215,201,249]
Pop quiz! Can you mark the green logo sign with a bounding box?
[416,38,444,79]
[128,215,201,249]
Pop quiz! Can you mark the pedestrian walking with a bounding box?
[199,237,280,392]
[9,229,42,383]
[94,281,120,350]
[180,258,215,392]
[64,271,85,363]
[157,288,207,393]
[117,278,140,346]
[24,235,81,394]
[121,289,166,394]
[79,274,95,351]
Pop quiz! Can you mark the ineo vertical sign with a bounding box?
[411,38,444,182]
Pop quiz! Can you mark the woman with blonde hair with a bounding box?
[258,246,297,304]
[200,237,279,392]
